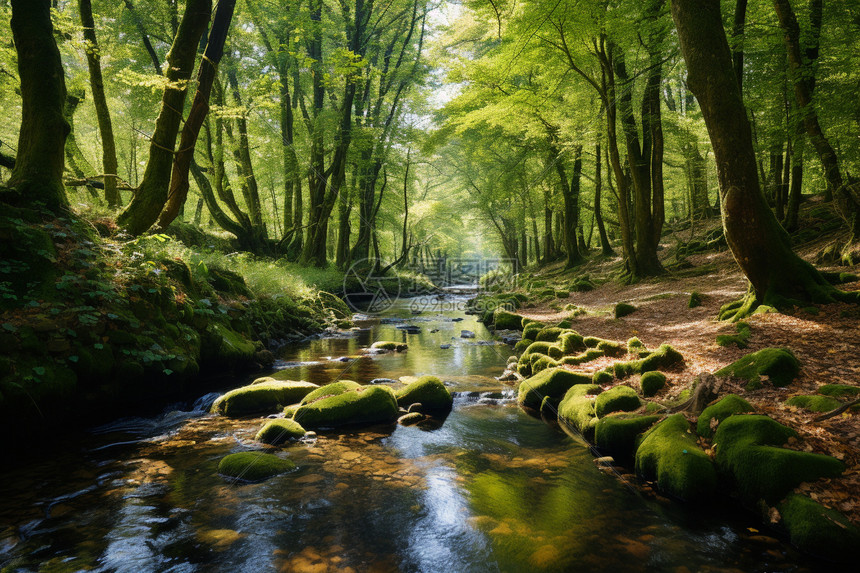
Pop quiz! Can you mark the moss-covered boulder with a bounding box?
[202,323,257,369]
[370,341,407,352]
[535,327,564,342]
[560,348,605,367]
[522,322,545,340]
[785,394,841,413]
[634,414,717,502]
[595,414,661,461]
[557,384,602,440]
[513,339,533,353]
[640,371,666,398]
[212,380,319,416]
[614,302,637,318]
[778,494,860,563]
[627,337,647,354]
[712,415,844,504]
[494,309,524,330]
[557,331,585,354]
[531,355,560,374]
[593,370,613,385]
[594,385,641,417]
[293,384,399,428]
[614,344,684,378]
[218,452,295,482]
[817,384,860,398]
[395,375,453,413]
[255,418,307,444]
[715,348,800,389]
[688,291,703,308]
[518,368,593,410]
[696,394,754,439]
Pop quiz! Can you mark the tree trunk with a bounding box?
[157,0,235,229]
[731,0,748,90]
[594,142,614,256]
[4,0,69,211]
[670,0,857,317]
[79,0,120,208]
[117,0,211,235]
[785,135,804,232]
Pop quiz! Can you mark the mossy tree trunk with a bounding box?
[3,0,69,212]
[79,0,120,208]
[157,0,235,229]
[116,0,211,235]
[670,0,858,319]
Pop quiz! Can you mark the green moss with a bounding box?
[595,414,661,461]
[518,367,593,410]
[560,348,604,366]
[517,341,564,375]
[370,340,407,352]
[596,340,624,357]
[640,371,666,398]
[493,309,523,330]
[627,337,646,353]
[531,355,560,374]
[293,384,399,428]
[556,319,572,329]
[714,348,800,389]
[522,322,545,340]
[255,418,306,444]
[713,415,844,504]
[204,323,257,368]
[557,331,585,354]
[211,380,319,416]
[299,380,362,404]
[218,452,295,482]
[594,385,642,417]
[513,339,533,353]
[752,304,777,315]
[634,414,717,502]
[592,370,614,385]
[535,327,563,342]
[785,395,841,413]
[817,384,860,398]
[800,306,820,315]
[395,375,453,413]
[688,291,703,308]
[614,302,637,318]
[716,321,751,349]
[613,344,684,378]
[557,384,602,440]
[778,494,860,562]
[283,404,299,418]
[696,394,754,439]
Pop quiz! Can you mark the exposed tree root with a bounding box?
[719,277,860,322]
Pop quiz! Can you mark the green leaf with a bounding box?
[33,366,46,376]
[69,355,79,363]
[2,323,17,332]
[163,368,173,376]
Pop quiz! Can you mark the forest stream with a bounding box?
[0,295,834,573]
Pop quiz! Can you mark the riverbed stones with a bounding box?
[518,368,593,410]
[370,341,408,352]
[395,375,453,413]
[493,309,524,330]
[255,418,306,444]
[594,414,661,461]
[293,383,400,428]
[634,413,717,503]
[557,384,603,440]
[217,452,295,482]
[211,380,319,416]
[594,385,642,417]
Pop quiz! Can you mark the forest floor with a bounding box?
[513,219,860,527]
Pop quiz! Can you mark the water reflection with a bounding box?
[0,296,820,572]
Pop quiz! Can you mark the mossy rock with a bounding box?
[785,394,841,413]
[614,302,637,318]
[557,331,585,354]
[557,384,603,441]
[640,371,666,398]
[208,266,252,298]
[696,394,754,439]
[595,414,662,461]
[716,321,751,349]
[713,415,844,504]
[594,385,642,417]
[634,414,717,503]
[556,319,572,329]
[560,348,604,367]
[212,380,319,417]
[522,322,546,340]
[299,380,362,405]
[614,344,684,378]
[627,337,647,353]
[395,375,452,413]
[778,494,860,563]
[255,418,307,444]
[593,370,614,385]
[596,340,624,357]
[518,368,593,410]
[370,341,407,352]
[688,291,703,308]
[715,348,800,389]
[283,403,299,418]
[513,339,533,353]
[817,384,860,398]
[535,327,564,342]
[493,309,523,330]
[293,384,399,428]
[203,323,257,369]
[218,452,295,482]
[531,355,560,374]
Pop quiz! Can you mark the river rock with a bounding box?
[460,330,476,339]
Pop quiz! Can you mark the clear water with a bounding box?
[0,296,825,572]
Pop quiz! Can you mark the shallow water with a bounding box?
[0,296,826,572]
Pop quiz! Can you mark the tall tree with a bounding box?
[2,0,69,211]
[117,0,212,235]
[670,0,857,319]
